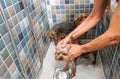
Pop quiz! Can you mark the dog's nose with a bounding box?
[51,37,55,40]
[59,56,63,60]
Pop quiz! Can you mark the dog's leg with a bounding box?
[63,62,69,71]
[92,51,97,65]
[70,60,76,78]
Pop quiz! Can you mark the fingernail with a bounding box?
[62,45,65,47]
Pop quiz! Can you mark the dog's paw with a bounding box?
[71,73,76,78]
[92,60,96,65]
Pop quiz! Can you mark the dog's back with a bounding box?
[52,22,76,35]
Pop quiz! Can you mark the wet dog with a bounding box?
[48,14,97,78]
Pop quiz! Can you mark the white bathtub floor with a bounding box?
[38,42,105,79]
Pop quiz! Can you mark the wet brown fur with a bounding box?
[48,14,97,78]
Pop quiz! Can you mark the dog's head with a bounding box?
[55,45,71,61]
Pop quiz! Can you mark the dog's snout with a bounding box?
[59,56,63,60]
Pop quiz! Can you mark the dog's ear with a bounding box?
[48,30,54,38]
[48,30,58,40]
[81,14,88,18]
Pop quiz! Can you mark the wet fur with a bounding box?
[48,14,97,78]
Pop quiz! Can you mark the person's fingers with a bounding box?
[57,40,64,47]
[62,38,70,47]
[62,41,66,47]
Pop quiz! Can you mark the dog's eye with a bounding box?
[61,37,64,39]
[79,19,82,21]
[52,37,55,39]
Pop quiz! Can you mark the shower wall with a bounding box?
[0,0,50,79]
[0,8,24,79]
[46,0,94,28]
[99,13,120,79]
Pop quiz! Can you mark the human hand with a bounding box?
[66,44,84,61]
[57,35,72,48]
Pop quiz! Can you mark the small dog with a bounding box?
[48,14,97,78]
[48,14,88,45]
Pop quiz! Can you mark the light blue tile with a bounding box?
[3,33,11,45]
[46,0,50,5]
[0,13,4,24]
[75,5,79,9]
[69,0,74,4]
[15,24,21,34]
[12,0,18,4]
[0,39,5,52]
[14,3,20,13]
[0,48,9,60]
[0,23,8,35]
[24,35,29,43]
[7,42,14,53]
[23,46,28,53]
[18,75,23,79]
[5,0,12,7]
[21,39,26,48]
[4,9,10,19]
[14,36,20,46]
[11,51,17,60]
[0,0,7,9]
[28,72,33,79]
[15,58,23,73]
[17,12,23,22]
[84,0,90,3]
[0,57,3,65]
[12,16,18,26]
[60,5,64,9]
[22,28,27,36]
[17,44,22,53]
[22,10,26,18]
[60,0,65,4]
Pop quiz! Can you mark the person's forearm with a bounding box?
[69,0,108,39]
[70,16,101,39]
[81,33,120,54]
[81,1,120,53]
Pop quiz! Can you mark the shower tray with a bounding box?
[38,42,106,79]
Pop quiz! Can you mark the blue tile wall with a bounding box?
[99,13,120,79]
[0,10,24,79]
[23,0,50,58]
[46,0,94,28]
[0,0,50,79]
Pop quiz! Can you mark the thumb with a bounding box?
[62,41,66,47]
